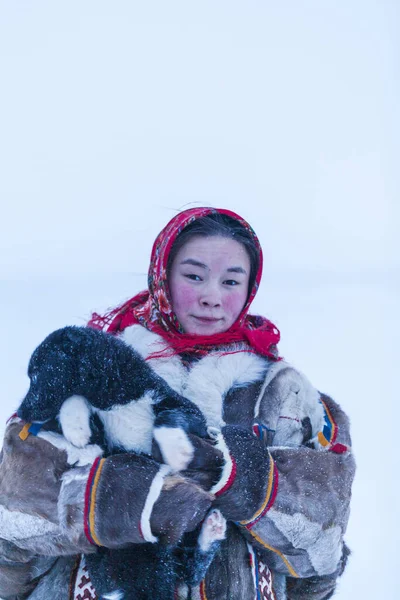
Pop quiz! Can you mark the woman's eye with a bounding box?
[185,273,202,281]
[224,279,239,286]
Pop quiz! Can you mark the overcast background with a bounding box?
[0,2,398,598]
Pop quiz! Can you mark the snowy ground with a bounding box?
[0,269,396,599]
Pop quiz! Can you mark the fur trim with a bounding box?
[121,325,186,394]
[182,352,267,429]
[209,431,236,497]
[122,325,268,429]
[140,464,171,543]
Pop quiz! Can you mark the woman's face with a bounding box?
[168,235,251,335]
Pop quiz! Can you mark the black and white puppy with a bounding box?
[17,325,226,599]
[86,508,226,600]
[18,325,209,471]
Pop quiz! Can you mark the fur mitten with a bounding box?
[167,426,276,523]
[180,425,275,522]
[59,452,213,549]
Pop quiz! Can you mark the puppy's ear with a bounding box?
[56,326,87,348]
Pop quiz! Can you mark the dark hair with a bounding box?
[167,213,260,295]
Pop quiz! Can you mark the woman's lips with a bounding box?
[192,316,221,323]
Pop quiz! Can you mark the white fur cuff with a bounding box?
[140,464,171,543]
[209,431,236,497]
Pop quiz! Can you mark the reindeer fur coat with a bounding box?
[0,324,355,600]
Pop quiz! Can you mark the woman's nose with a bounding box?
[201,297,221,307]
[200,284,221,307]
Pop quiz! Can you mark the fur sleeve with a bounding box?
[0,421,211,567]
[0,422,95,598]
[213,367,355,580]
[0,538,57,599]
[0,422,95,556]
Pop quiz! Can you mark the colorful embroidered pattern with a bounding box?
[256,558,276,600]
[18,421,44,441]
[253,422,275,444]
[317,398,337,448]
[239,454,278,529]
[71,555,98,600]
[317,398,350,454]
[214,455,237,497]
[83,457,106,546]
[246,529,299,578]
[248,544,276,600]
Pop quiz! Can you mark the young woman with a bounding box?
[0,207,355,600]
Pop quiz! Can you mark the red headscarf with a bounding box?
[88,207,280,360]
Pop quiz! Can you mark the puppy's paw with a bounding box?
[63,426,91,449]
[67,443,103,467]
[38,430,103,466]
[198,509,226,552]
[153,426,194,472]
[59,395,91,448]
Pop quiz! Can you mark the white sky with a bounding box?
[0,1,398,277]
[0,2,398,599]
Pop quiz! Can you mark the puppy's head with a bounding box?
[18,327,84,422]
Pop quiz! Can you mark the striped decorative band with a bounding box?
[199,579,208,600]
[317,398,338,448]
[83,457,106,546]
[18,421,44,441]
[253,423,275,444]
[248,543,276,600]
[239,453,278,528]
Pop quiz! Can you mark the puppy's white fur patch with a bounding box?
[38,430,103,466]
[98,392,155,454]
[153,426,194,472]
[59,395,92,448]
[198,509,226,552]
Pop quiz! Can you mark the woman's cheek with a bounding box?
[172,282,198,313]
[223,290,247,318]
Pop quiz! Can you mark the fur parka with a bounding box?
[0,324,355,600]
